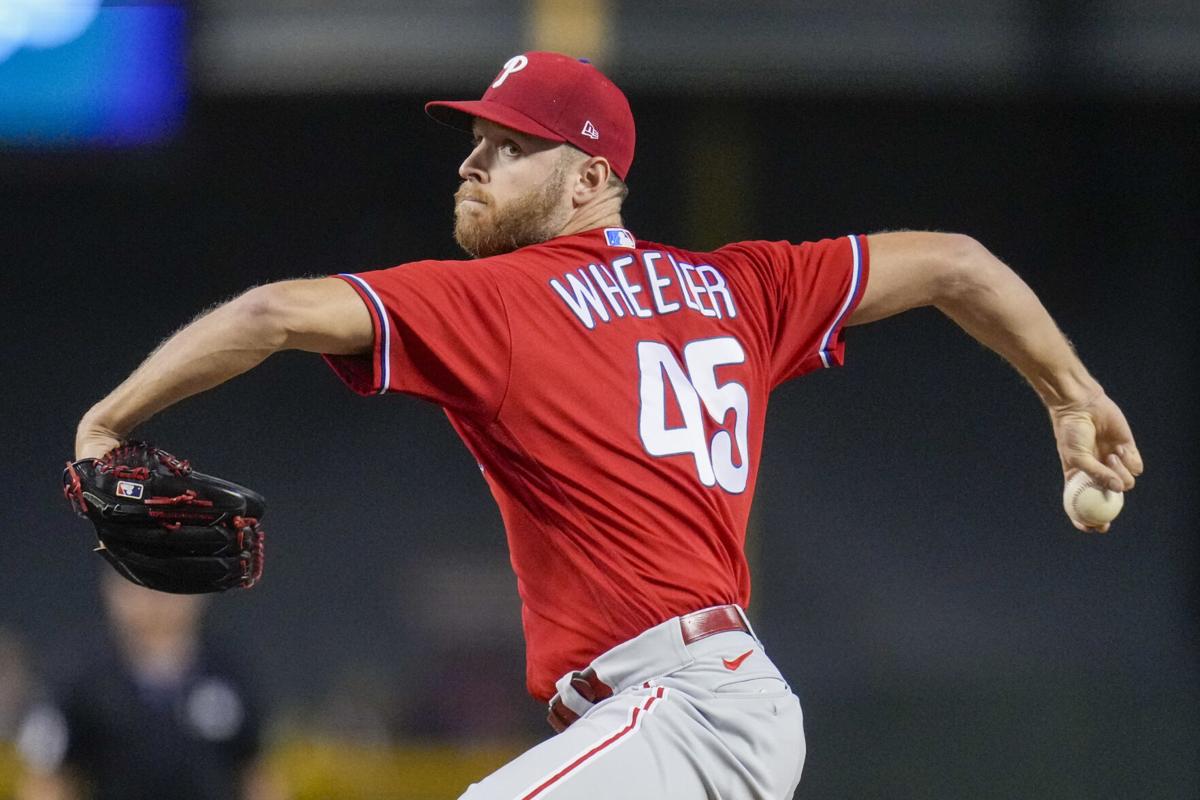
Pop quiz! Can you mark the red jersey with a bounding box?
[326,227,868,700]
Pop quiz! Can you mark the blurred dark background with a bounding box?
[1,2,1197,799]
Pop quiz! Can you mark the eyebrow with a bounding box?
[472,121,527,144]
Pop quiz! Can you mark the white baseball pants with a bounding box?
[460,610,805,799]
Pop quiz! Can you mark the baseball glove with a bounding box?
[62,443,266,594]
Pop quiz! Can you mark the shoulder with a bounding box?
[349,255,509,303]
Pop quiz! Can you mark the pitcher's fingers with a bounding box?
[1106,453,1136,491]
[1117,442,1144,476]
[1070,517,1109,534]
[1069,455,1123,493]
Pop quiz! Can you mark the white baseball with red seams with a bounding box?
[1063,471,1125,527]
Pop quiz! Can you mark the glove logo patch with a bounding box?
[62,442,267,594]
[115,481,144,499]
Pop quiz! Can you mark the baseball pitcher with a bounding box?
[70,52,1142,799]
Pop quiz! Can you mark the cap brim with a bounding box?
[425,99,566,144]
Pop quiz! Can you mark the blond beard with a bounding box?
[454,164,569,258]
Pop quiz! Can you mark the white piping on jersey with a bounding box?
[817,235,863,369]
[339,273,391,394]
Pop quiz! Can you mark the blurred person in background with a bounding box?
[0,627,35,741]
[15,570,284,800]
[0,626,36,799]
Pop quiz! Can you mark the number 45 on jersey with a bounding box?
[637,337,749,494]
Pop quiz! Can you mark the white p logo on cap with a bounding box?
[491,55,529,88]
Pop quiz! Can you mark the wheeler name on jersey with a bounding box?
[549,251,737,329]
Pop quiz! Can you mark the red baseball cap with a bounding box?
[426,51,635,180]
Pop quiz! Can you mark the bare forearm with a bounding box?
[856,232,1142,510]
[935,246,1100,410]
[74,278,373,460]
[76,290,284,453]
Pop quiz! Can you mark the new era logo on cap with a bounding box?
[425,51,636,179]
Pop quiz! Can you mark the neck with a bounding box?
[557,193,625,237]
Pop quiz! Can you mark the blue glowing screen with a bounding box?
[0,2,187,146]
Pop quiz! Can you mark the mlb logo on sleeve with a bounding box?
[116,481,144,500]
[604,227,636,248]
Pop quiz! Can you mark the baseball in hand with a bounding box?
[1062,471,1124,528]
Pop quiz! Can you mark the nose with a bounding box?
[459,141,487,183]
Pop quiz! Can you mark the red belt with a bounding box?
[547,605,749,733]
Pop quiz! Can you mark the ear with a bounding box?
[571,156,612,206]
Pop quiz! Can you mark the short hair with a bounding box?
[564,145,628,203]
[607,172,629,203]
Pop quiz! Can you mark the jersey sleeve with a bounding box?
[323,259,512,420]
[719,235,868,387]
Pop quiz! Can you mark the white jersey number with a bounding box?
[637,337,749,493]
